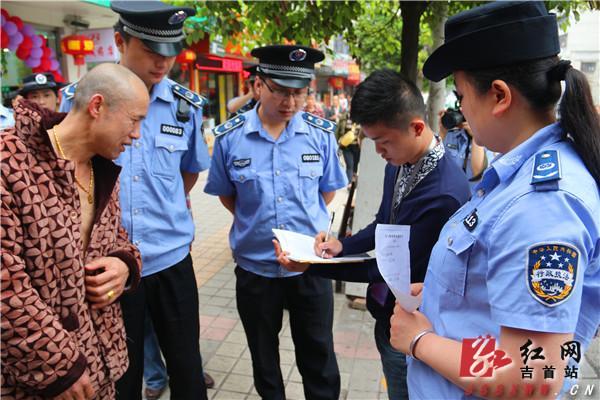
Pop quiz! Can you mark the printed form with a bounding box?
[375,224,421,312]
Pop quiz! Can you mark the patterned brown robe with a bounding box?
[1,101,141,399]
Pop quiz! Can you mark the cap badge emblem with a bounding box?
[35,74,47,85]
[289,49,307,62]
[168,10,187,25]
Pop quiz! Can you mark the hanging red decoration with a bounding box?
[176,49,196,71]
[176,49,196,64]
[60,34,94,65]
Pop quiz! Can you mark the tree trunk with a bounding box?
[425,1,448,130]
[399,1,428,82]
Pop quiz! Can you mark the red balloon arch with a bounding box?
[1,8,64,82]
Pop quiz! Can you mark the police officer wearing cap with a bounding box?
[388,2,600,399]
[205,45,347,399]
[20,72,62,111]
[59,2,210,399]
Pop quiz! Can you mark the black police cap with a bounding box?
[111,0,195,57]
[251,45,325,89]
[19,73,62,96]
[245,65,258,78]
[423,1,560,82]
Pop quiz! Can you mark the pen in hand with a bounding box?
[321,211,335,258]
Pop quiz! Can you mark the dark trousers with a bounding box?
[116,254,207,400]
[342,143,361,183]
[235,266,340,400]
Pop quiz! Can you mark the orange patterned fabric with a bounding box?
[1,100,141,399]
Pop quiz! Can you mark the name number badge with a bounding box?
[302,153,320,163]
[463,209,478,232]
[161,124,184,137]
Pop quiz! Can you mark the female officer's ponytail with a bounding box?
[556,62,600,184]
[467,57,600,184]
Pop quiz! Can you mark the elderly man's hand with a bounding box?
[85,256,130,309]
[54,371,95,400]
[273,239,310,272]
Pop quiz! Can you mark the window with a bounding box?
[581,62,596,74]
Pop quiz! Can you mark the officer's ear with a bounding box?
[114,32,126,54]
[490,79,512,117]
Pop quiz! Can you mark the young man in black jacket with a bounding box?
[276,69,471,399]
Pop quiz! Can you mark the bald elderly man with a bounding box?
[1,64,149,400]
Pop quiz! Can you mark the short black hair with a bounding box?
[350,69,425,129]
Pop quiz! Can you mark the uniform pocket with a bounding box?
[299,163,323,180]
[229,168,261,200]
[437,231,475,296]
[298,163,323,207]
[229,168,258,184]
[151,135,188,180]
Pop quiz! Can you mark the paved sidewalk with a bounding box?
[151,171,599,400]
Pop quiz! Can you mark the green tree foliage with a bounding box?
[175,0,362,52]
[344,1,404,73]
[171,0,598,79]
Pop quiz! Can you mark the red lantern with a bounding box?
[176,49,196,71]
[60,34,94,65]
[176,49,196,64]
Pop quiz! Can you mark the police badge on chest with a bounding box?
[233,158,251,168]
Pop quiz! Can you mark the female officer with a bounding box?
[389,1,600,399]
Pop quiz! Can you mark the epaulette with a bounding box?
[213,115,246,138]
[302,112,336,134]
[531,149,561,191]
[61,82,78,100]
[238,101,255,114]
[172,84,207,108]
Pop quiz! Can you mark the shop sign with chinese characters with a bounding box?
[79,28,118,63]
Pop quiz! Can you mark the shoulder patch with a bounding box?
[172,84,207,108]
[527,243,578,307]
[531,150,561,191]
[302,112,336,133]
[213,115,246,138]
[61,82,78,100]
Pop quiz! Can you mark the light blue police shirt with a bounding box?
[204,106,348,278]
[60,78,211,276]
[409,123,600,399]
[0,104,15,130]
[443,128,496,193]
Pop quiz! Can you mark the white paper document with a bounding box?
[375,224,421,312]
[272,229,374,264]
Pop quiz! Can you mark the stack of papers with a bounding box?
[272,229,373,264]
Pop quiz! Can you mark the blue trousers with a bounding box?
[374,319,409,400]
[143,314,168,390]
